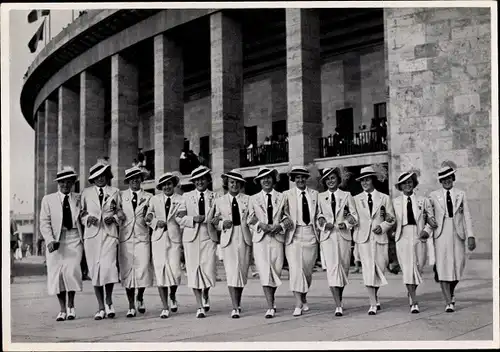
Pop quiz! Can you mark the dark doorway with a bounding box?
[336,108,354,138]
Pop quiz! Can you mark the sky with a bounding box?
[9,9,81,215]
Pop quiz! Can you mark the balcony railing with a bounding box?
[319,130,387,158]
[240,142,289,167]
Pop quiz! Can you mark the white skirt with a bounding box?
[396,225,424,285]
[119,236,153,288]
[46,229,83,296]
[222,226,251,287]
[434,217,466,281]
[357,234,388,287]
[285,226,318,293]
[151,232,182,287]
[253,235,284,287]
[84,232,119,286]
[320,232,351,287]
[183,224,217,289]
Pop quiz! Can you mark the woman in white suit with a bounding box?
[39,166,83,321]
[353,165,395,315]
[428,161,476,313]
[209,170,252,318]
[391,169,435,314]
[247,167,290,319]
[117,166,153,318]
[147,172,184,318]
[316,166,358,317]
[282,166,320,317]
[175,166,219,318]
[80,160,123,320]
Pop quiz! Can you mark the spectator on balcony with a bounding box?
[380,120,388,145]
[263,137,271,146]
[246,143,254,164]
[180,149,189,175]
[187,150,201,171]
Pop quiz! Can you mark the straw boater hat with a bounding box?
[222,169,246,183]
[355,164,388,182]
[395,169,420,191]
[320,165,351,188]
[156,172,180,190]
[54,166,78,182]
[88,159,113,183]
[288,165,311,182]
[437,160,457,181]
[124,166,147,184]
[189,166,211,182]
[253,167,280,184]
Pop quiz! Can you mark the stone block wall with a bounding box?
[385,7,492,254]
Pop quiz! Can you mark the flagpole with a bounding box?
[48,12,51,40]
[44,17,47,45]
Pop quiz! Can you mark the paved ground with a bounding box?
[7,257,497,346]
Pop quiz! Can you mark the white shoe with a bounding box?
[265,309,275,319]
[67,307,76,320]
[170,299,178,313]
[302,303,310,312]
[231,309,240,319]
[160,309,170,319]
[368,306,377,315]
[56,312,67,321]
[94,310,105,320]
[335,307,343,316]
[196,308,206,318]
[126,308,137,318]
[410,304,420,314]
[136,299,146,314]
[105,304,115,318]
[293,307,302,316]
[445,304,454,313]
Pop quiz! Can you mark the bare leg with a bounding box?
[94,286,105,310]
[339,286,345,305]
[366,286,377,306]
[56,291,67,313]
[104,283,114,306]
[228,286,238,310]
[193,288,203,309]
[203,287,210,301]
[293,291,302,309]
[263,286,274,310]
[67,291,76,308]
[330,286,342,307]
[450,280,459,299]
[158,287,169,310]
[125,288,135,309]
[406,284,417,305]
[440,281,453,304]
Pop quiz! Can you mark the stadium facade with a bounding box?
[20,8,492,254]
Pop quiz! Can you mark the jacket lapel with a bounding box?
[51,194,63,233]
[167,195,179,221]
[289,190,297,220]
[335,191,347,218]
[412,195,421,220]
[272,192,281,217]
[308,189,316,218]
[454,191,463,213]
[371,191,382,218]
[69,193,79,224]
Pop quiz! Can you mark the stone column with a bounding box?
[286,9,322,169]
[110,54,139,189]
[35,110,45,254]
[385,8,491,254]
[80,71,106,188]
[210,12,244,193]
[154,33,184,180]
[58,86,80,172]
[44,99,58,195]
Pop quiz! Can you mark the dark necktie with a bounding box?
[132,192,138,211]
[446,190,453,218]
[63,195,73,230]
[232,197,241,226]
[367,193,373,216]
[199,192,205,216]
[99,188,104,206]
[331,192,336,223]
[407,196,416,225]
[267,194,273,225]
[302,191,310,225]
[165,196,171,218]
